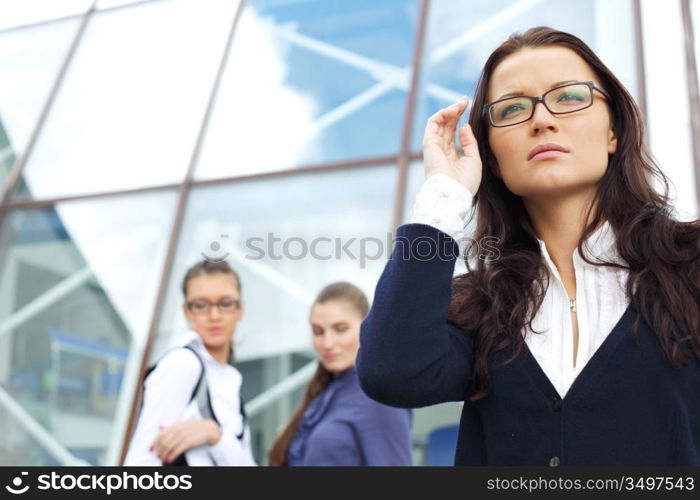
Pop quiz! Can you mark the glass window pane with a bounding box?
[155,165,396,363]
[194,0,419,180]
[411,0,638,150]
[0,190,177,465]
[12,0,240,201]
[0,405,60,465]
[0,0,91,30]
[0,18,81,188]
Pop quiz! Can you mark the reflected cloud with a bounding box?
[195,8,319,179]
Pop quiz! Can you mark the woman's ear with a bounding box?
[607,126,617,155]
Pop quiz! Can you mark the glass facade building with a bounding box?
[0,0,697,466]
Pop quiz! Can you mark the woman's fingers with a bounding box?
[458,121,479,159]
[152,420,215,463]
[423,97,469,148]
[162,435,189,464]
[151,425,178,459]
[157,433,182,463]
[429,96,468,126]
[150,434,163,452]
[150,424,167,451]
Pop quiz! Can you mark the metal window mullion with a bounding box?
[632,0,649,128]
[117,0,249,465]
[681,0,700,210]
[392,0,430,231]
[0,155,403,212]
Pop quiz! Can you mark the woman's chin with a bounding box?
[320,360,354,374]
[201,335,231,351]
[513,178,599,200]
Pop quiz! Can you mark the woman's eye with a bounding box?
[500,103,526,118]
[557,92,585,103]
[335,325,349,333]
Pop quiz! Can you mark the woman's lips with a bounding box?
[530,150,568,161]
[527,143,569,161]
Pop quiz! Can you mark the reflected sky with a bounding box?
[195,0,420,179]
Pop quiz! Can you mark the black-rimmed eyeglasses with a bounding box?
[483,81,611,127]
[185,298,240,315]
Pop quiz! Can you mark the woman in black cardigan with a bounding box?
[357,27,699,466]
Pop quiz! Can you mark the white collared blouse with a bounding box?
[124,332,256,466]
[410,174,630,398]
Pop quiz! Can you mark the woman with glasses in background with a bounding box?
[124,260,255,466]
[268,282,412,466]
[358,27,699,466]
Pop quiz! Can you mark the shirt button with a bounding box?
[552,398,562,411]
[549,456,560,467]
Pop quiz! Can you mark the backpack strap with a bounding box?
[236,396,247,440]
[141,346,208,412]
[182,346,220,426]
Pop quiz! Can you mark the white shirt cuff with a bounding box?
[409,173,473,243]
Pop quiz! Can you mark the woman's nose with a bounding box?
[529,101,558,134]
[321,334,335,349]
[208,305,222,319]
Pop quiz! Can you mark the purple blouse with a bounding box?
[287,366,413,466]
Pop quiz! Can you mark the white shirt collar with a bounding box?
[180,329,232,367]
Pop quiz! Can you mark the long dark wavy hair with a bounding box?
[267,282,369,466]
[447,27,700,403]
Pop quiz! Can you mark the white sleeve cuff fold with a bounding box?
[409,173,473,243]
[208,424,256,466]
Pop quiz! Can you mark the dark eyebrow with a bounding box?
[496,80,580,100]
[187,295,238,302]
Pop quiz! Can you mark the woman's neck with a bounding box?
[523,190,601,278]
[205,345,230,364]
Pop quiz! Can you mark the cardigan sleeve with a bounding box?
[356,223,475,408]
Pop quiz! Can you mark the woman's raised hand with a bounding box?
[422,97,483,196]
